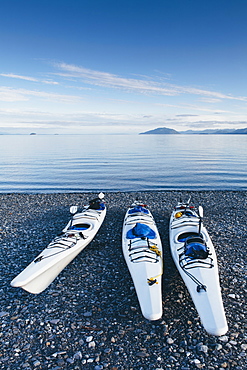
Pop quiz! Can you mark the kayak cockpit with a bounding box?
[177,232,202,242]
[69,223,92,231]
[128,205,149,215]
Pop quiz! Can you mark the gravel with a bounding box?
[0,191,246,369]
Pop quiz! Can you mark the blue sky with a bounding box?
[0,0,247,134]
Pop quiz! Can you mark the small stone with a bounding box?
[33,360,41,367]
[241,343,247,351]
[84,311,92,317]
[22,363,30,368]
[220,362,228,368]
[50,319,60,324]
[104,348,111,354]
[193,359,201,364]
[86,336,93,342]
[74,351,82,360]
[215,343,223,350]
[197,344,208,353]
[0,311,9,317]
[88,341,96,349]
[57,359,65,366]
[130,306,137,311]
[228,294,236,299]
[67,358,74,364]
[167,338,174,344]
[136,351,149,357]
[218,335,228,342]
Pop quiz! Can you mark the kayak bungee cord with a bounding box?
[178,252,214,292]
[180,257,214,269]
[34,232,86,263]
[180,267,207,292]
[128,238,163,285]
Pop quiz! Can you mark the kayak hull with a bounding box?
[169,204,228,336]
[11,204,106,294]
[122,203,163,320]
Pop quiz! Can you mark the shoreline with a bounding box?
[0,189,246,194]
[1,191,246,369]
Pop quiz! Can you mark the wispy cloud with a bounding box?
[54,62,178,96]
[198,97,222,103]
[0,87,29,102]
[0,73,59,85]
[54,62,247,102]
[180,120,247,130]
[42,80,59,85]
[156,102,234,114]
[0,87,83,103]
[176,114,199,117]
[0,73,38,82]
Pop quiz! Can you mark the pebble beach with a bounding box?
[1,191,246,370]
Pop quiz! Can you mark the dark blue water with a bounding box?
[0,134,246,192]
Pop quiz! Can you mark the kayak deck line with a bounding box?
[33,233,87,263]
[128,247,160,263]
[179,255,214,270]
[171,220,200,229]
[124,219,154,226]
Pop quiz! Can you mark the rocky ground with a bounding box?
[0,191,246,370]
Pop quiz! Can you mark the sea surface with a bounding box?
[0,134,246,192]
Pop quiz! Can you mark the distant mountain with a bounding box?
[182,127,247,134]
[140,127,180,135]
[232,128,247,134]
[140,127,247,135]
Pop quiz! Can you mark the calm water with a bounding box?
[0,134,246,192]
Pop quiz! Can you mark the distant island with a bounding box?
[140,127,179,135]
[140,127,247,135]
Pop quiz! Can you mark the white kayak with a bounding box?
[169,198,228,336]
[11,193,106,294]
[122,201,163,321]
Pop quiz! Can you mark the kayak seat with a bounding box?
[184,236,209,259]
[126,223,156,239]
